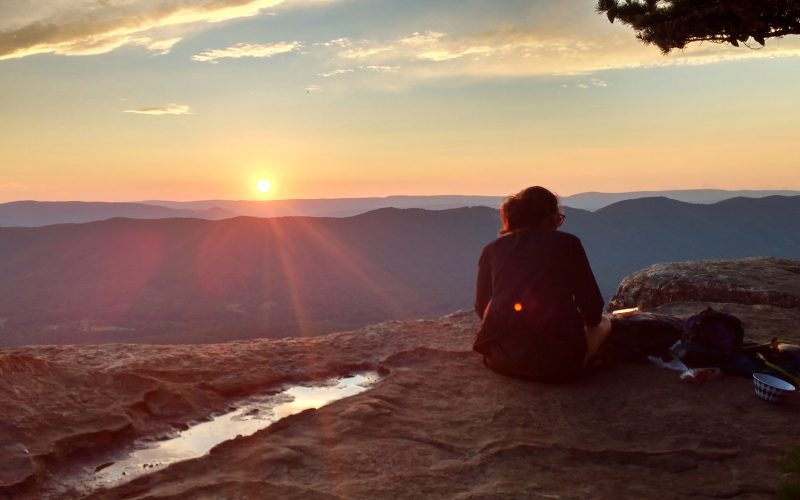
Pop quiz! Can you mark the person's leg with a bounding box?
[584,314,613,366]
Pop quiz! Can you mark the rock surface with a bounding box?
[608,257,800,311]
[2,258,800,499]
[89,347,800,500]
[0,314,472,498]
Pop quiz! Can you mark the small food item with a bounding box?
[680,368,723,384]
[612,307,639,318]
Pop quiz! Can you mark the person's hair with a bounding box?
[499,186,560,235]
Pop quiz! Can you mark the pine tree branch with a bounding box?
[597,0,800,53]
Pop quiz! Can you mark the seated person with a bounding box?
[473,186,611,382]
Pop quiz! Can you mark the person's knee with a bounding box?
[600,314,612,332]
[586,315,610,335]
[585,315,612,349]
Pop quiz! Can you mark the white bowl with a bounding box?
[753,373,796,403]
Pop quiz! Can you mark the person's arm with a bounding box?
[474,246,492,319]
[570,237,604,327]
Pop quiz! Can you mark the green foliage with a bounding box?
[779,443,800,500]
[597,0,800,53]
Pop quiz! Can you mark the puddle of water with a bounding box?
[82,372,379,491]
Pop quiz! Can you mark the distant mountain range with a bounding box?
[143,196,505,218]
[1,195,799,347]
[0,201,236,227]
[2,190,798,227]
[562,189,800,211]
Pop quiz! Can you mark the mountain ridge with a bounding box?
[4,190,800,227]
[0,201,236,227]
[2,197,799,347]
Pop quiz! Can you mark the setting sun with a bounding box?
[257,179,272,194]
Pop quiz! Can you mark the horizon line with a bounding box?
[3,188,800,205]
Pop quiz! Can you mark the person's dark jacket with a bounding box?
[473,229,604,381]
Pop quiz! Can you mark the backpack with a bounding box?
[679,307,744,369]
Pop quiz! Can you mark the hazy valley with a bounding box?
[1,195,799,347]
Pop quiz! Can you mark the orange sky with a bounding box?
[1,0,799,201]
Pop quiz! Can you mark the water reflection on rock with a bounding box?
[84,372,379,491]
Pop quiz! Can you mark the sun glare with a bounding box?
[257,179,272,194]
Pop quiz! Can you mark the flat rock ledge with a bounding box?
[4,258,800,499]
[608,257,800,311]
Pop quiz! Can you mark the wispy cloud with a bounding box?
[145,37,183,56]
[364,65,399,73]
[3,0,799,78]
[124,104,192,115]
[192,41,300,63]
[317,26,800,81]
[0,0,291,60]
[317,65,398,78]
[318,68,355,77]
[571,78,609,89]
[327,30,597,66]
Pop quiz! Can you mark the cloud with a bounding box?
[573,78,608,89]
[144,37,182,56]
[299,0,800,80]
[317,26,800,81]
[327,30,595,65]
[322,29,616,75]
[192,41,300,62]
[124,103,192,115]
[4,0,799,80]
[317,65,399,77]
[363,65,399,73]
[417,45,494,62]
[0,0,290,60]
[318,68,354,77]
[314,64,401,81]
[48,35,184,58]
[304,84,321,93]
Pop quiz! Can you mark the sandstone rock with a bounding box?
[87,345,800,500]
[0,313,478,497]
[4,259,800,499]
[608,257,800,311]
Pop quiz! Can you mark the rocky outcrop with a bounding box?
[0,313,477,498]
[608,257,800,311]
[4,258,800,499]
[88,345,800,500]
